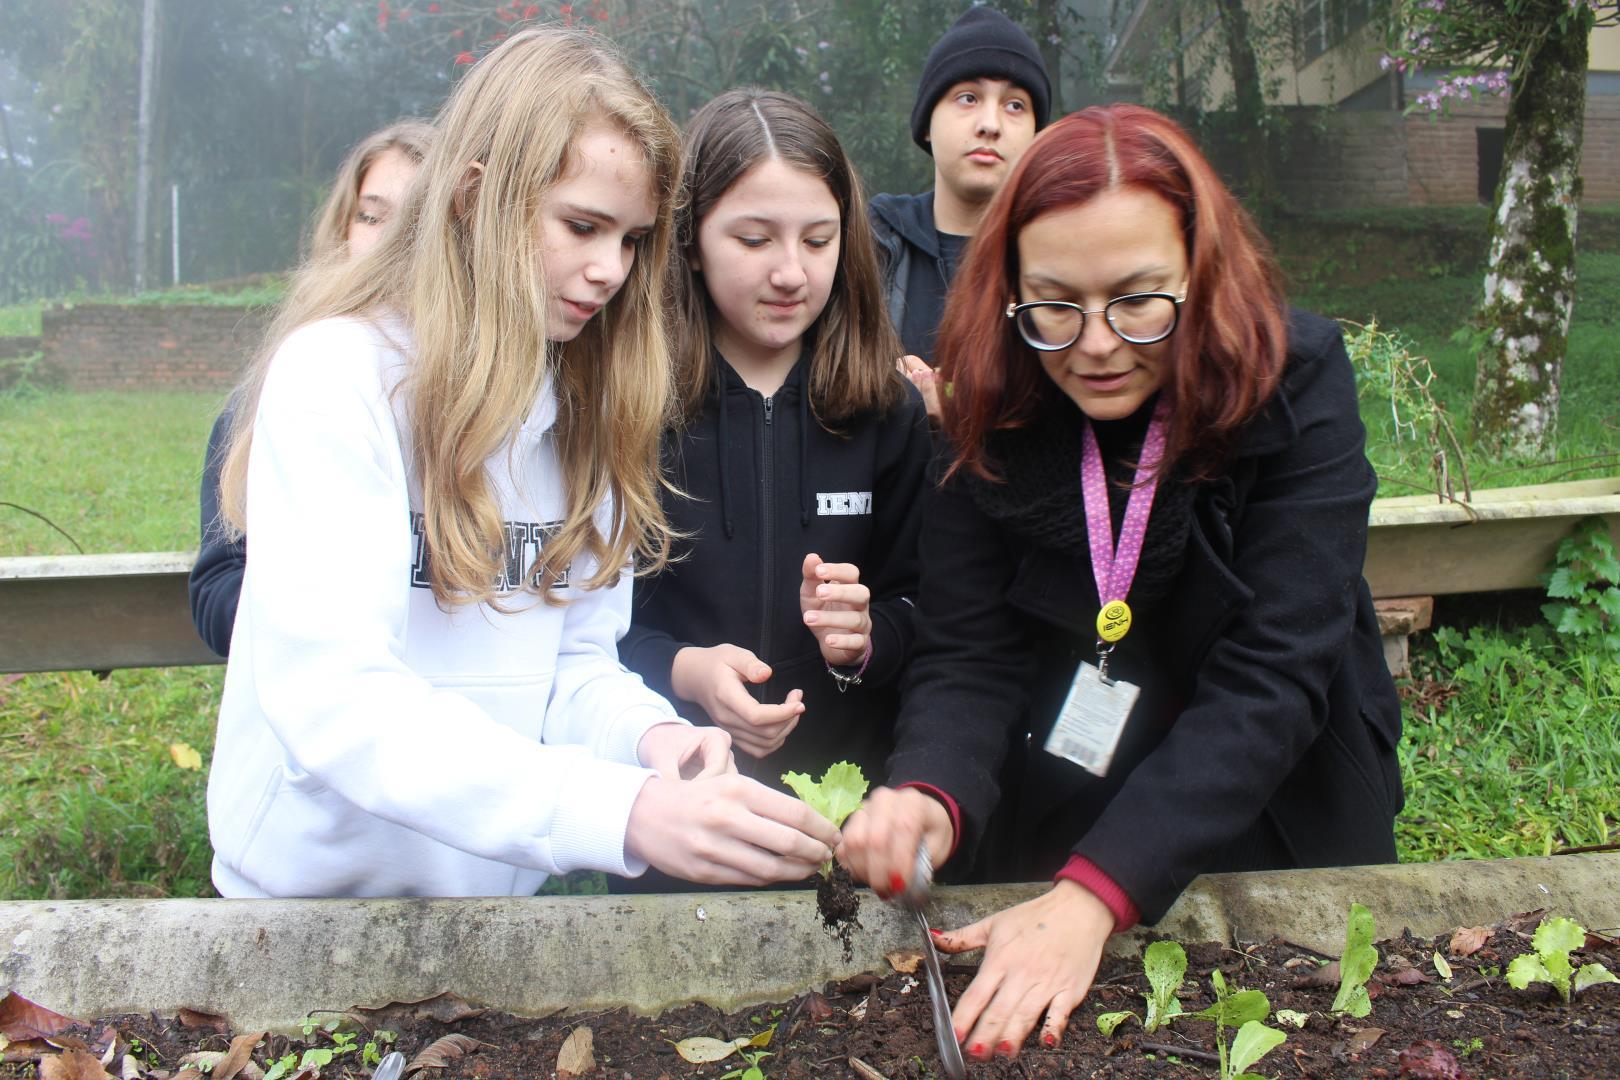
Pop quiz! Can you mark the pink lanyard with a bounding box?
[1079,399,1170,633]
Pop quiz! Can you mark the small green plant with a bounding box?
[1196,969,1286,1080]
[1542,517,1620,656]
[780,763,868,877]
[1341,318,1471,502]
[361,1030,398,1067]
[1331,902,1379,1018]
[1096,940,1188,1035]
[1452,1036,1484,1057]
[264,1053,300,1080]
[720,1047,772,1080]
[1506,916,1618,1002]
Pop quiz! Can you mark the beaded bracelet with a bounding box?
[826,640,872,693]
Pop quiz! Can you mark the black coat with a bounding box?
[886,310,1403,923]
[189,408,245,658]
[621,354,934,787]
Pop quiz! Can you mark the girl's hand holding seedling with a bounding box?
[670,644,805,759]
[896,354,942,420]
[625,773,841,887]
[799,553,872,668]
[934,880,1116,1061]
[837,786,953,899]
[636,722,736,781]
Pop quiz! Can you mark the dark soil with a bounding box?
[816,863,862,960]
[6,911,1617,1079]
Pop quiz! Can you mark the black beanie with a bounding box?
[910,6,1052,154]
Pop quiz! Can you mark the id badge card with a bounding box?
[1043,661,1140,778]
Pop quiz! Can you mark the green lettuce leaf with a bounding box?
[781,763,869,829]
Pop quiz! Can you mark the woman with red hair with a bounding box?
[839,104,1401,1061]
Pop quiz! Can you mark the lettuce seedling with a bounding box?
[1096,939,1187,1036]
[1222,1020,1288,1080]
[781,762,869,878]
[1331,902,1378,1018]
[1506,916,1619,1003]
[1199,970,1285,1080]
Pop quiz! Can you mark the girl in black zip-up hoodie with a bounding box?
[620,89,932,805]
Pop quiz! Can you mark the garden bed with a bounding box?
[5,910,1616,1078]
[3,855,1616,1078]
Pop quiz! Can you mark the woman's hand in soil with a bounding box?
[934,880,1115,1060]
[670,644,805,759]
[625,773,840,886]
[896,354,942,420]
[799,553,872,668]
[836,786,953,898]
[636,722,736,781]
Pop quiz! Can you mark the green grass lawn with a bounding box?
[0,250,1615,900]
[0,389,222,556]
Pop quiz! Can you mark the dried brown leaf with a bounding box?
[171,1070,205,1080]
[1345,1027,1385,1054]
[3,1037,50,1063]
[118,1055,143,1080]
[405,1033,488,1073]
[556,1025,595,1078]
[47,1034,91,1052]
[848,1057,891,1080]
[885,950,923,974]
[209,1032,265,1080]
[1397,1039,1472,1079]
[175,1009,228,1032]
[1291,959,1341,989]
[0,991,78,1040]
[1378,966,1431,987]
[355,992,486,1027]
[1448,927,1491,957]
[39,1048,114,1080]
[803,991,835,1022]
[1500,909,1548,937]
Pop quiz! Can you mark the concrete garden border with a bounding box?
[1363,477,1620,598]
[2,854,1615,1033]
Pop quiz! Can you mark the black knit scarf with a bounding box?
[965,395,1194,610]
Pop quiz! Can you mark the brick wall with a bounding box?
[1277,110,1410,211]
[1262,94,1620,211]
[40,305,271,392]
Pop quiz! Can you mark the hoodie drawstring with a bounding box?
[798,386,811,528]
[715,363,735,540]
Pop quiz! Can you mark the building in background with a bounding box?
[1103,0,1620,209]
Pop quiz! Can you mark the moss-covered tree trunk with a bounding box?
[1212,0,1274,211]
[1471,24,1589,457]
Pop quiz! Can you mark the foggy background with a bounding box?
[0,0,1123,300]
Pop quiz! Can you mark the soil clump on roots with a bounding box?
[815,862,862,960]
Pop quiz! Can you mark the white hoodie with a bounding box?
[207,317,679,897]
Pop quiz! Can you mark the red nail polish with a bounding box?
[969,1043,986,1060]
[1042,1033,1057,1048]
[997,1041,1015,1058]
[928,927,944,936]
[888,873,905,894]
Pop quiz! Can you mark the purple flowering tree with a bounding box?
[1388,0,1620,457]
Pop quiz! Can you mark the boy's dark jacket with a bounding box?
[869,191,950,361]
[620,353,933,786]
[886,310,1404,923]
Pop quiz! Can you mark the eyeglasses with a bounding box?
[1004,291,1186,351]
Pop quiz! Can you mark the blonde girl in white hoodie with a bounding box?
[206,27,839,898]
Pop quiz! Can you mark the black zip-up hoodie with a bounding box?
[620,351,933,788]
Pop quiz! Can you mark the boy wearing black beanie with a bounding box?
[872,5,1052,401]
